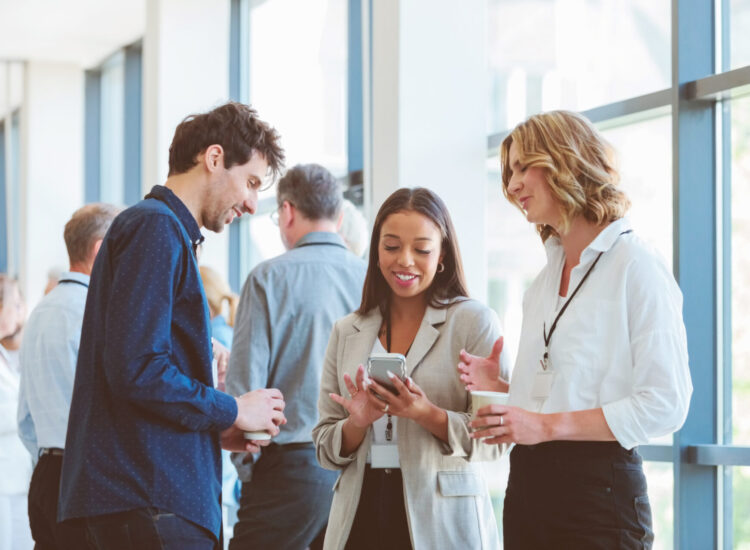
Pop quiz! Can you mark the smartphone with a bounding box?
[367,352,407,395]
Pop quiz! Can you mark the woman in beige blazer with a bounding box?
[313,188,505,550]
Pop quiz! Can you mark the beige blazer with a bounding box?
[313,298,504,550]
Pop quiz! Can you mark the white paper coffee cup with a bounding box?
[470,390,509,418]
[470,391,510,454]
[243,431,272,441]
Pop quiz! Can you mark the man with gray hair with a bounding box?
[227,164,366,549]
[17,203,119,549]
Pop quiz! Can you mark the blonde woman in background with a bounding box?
[0,274,33,550]
[200,265,239,351]
[338,198,369,258]
[199,265,242,542]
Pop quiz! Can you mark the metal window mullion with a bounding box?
[123,42,142,206]
[85,70,102,203]
[228,0,249,293]
[348,0,364,174]
[672,0,720,548]
[486,88,673,154]
[686,65,750,101]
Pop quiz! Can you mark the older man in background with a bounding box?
[17,203,119,549]
[227,163,366,550]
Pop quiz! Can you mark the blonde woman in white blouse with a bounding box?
[459,111,692,549]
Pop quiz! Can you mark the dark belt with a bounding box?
[262,442,314,454]
[39,448,64,457]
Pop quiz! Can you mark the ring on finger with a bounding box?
[500,416,504,426]
[383,404,389,413]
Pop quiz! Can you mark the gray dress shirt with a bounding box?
[226,231,366,481]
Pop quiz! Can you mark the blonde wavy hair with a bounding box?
[199,266,239,326]
[500,110,630,242]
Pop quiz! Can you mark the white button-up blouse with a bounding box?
[508,218,693,450]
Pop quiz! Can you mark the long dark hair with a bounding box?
[357,187,469,316]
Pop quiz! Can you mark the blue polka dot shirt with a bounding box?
[59,185,238,539]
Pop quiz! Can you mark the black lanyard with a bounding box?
[540,230,632,371]
[58,279,89,289]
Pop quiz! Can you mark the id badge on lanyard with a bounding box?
[532,369,556,400]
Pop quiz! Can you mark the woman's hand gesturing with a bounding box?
[457,336,509,393]
[329,364,385,428]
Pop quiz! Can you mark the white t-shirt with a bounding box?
[508,218,693,450]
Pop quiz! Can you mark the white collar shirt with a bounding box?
[17,271,89,455]
[508,218,693,450]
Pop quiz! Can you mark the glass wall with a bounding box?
[234,0,350,276]
[99,51,126,205]
[730,92,750,548]
[487,0,670,134]
[85,45,142,207]
[729,0,750,69]
[487,0,750,547]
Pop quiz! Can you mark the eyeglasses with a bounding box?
[270,201,293,225]
[270,206,281,225]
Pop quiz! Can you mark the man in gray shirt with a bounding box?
[226,164,366,550]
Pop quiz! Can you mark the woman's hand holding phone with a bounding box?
[367,373,432,422]
[329,364,386,428]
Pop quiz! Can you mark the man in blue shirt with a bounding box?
[226,164,366,550]
[59,102,287,550]
[18,203,120,549]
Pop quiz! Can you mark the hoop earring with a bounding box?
[437,262,445,273]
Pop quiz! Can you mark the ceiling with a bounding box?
[0,0,145,68]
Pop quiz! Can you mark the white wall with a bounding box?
[367,0,489,301]
[21,62,85,306]
[142,0,232,280]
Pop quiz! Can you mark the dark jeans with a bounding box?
[345,466,412,550]
[229,443,337,550]
[28,453,93,550]
[504,441,654,550]
[86,507,217,550]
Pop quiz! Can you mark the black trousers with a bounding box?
[28,453,92,550]
[229,443,337,550]
[503,441,654,550]
[345,466,412,550]
[86,507,218,550]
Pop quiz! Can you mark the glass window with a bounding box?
[732,466,750,548]
[485,157,546,363]
[248,0,348,176]
[644,461,674,550]
[599,112,673,270]
[729,0,750,70]
[487,0,671,134]
[99,51,126,205]
[731,93,750,450]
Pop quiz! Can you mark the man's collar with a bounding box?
[145,185,205,249]
[293,231,348,250]
[60,271,91,285]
